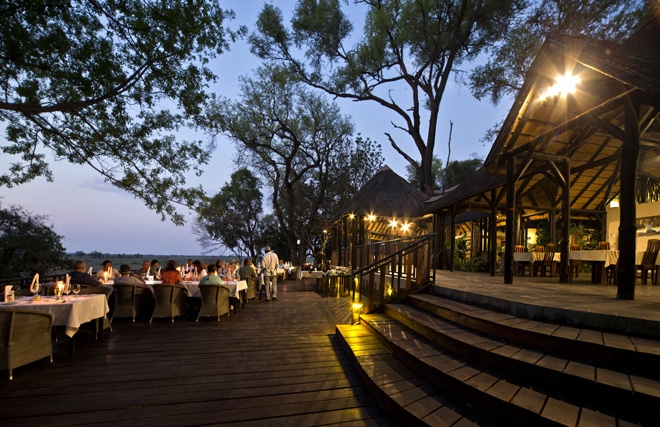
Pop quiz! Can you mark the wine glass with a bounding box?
[72,284,81,299]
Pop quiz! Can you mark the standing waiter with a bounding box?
[262,246,279,301]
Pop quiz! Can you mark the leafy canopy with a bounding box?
[0,202,70,279]
[249,0,522,194]
[469,0,650,104]
[0,0,245,224]
[194,168,264,259]
[210,63,383,264]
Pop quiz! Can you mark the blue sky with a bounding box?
[0,1,512,256]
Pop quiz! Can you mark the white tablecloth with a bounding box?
[0,294,108,337]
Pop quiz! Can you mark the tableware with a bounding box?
[72,284,81,298]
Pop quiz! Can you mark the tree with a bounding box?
[249,0,521,194]
[194,168,264,259]
[0,202,70,279]
[443,154,483,189]
[406,156,443,189]
[211,64,384,265]
[0,1,245,224]
[469,0,650,104]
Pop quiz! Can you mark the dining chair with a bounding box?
[589,241,611,283]
[534,246,545,253]
[533,243,558,277]
[112,284,141,322]
[569,244,581,278]
[150,284,187,323]
[637,239,660,286]
[513,245,530,276]
[243,277,258,301]
[197,284,229,322]
[0,309,53,380]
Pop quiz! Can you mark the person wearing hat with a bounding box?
[114,264,148,287]
[262,246,279,301]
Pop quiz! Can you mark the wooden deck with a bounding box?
[0,282,398,427]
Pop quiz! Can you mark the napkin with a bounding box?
[65,274,70,293]
[4,285,11,301]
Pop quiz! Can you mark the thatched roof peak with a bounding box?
[332,165,428,221]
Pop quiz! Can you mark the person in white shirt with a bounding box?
[94,260,120,281]
[262,246,279,301]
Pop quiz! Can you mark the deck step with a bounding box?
[406,293,660,376]
[336,324,496,427]
[360,312,651,426]
[336,289,660,426]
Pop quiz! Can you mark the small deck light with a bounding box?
[389,219,398,228]
[352,302,363,324]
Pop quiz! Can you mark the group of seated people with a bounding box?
[70,257,259,290]
[65,257,261,322]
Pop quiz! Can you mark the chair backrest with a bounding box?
[569,244,581,251]
[152,284,175,305]
[242,277,257,299]
[543,243,557,264]
[641,239,660,266]
[199,284,221,304]
[514,245,524,253]
[597,241,610,250]
[645,239,660,254]
[113,284,137,304]
[535,246,545,253]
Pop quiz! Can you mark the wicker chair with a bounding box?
[150,285,187,323]
[637,239,660,285]
[112,284,152,322]
[197,284,229,322]
[0,309,53,380]
[243,277,258,301]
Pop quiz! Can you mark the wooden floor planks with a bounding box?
[0,286,399,427]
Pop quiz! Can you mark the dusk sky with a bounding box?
[0,1,511,257]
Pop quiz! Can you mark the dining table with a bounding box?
[0,293,109,357]
[0,294,109,338]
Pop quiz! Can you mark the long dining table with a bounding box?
[513,249,660,284]
[0,293,109,338]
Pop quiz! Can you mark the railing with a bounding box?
[349,234,435,313]
[0,274,69,288]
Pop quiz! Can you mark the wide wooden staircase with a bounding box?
[336,292,660,426]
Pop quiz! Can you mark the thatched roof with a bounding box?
[425,18,660,219]
[333,166,428,221]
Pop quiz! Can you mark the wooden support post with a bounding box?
[505,154,515,284]
[618,93,640,300]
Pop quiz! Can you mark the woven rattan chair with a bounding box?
[197,284,229,322]
[150,284,187,323]
[0,309,53,380]
[637,239,660,285]
[112,284,152,322]
[243,277,258,301]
